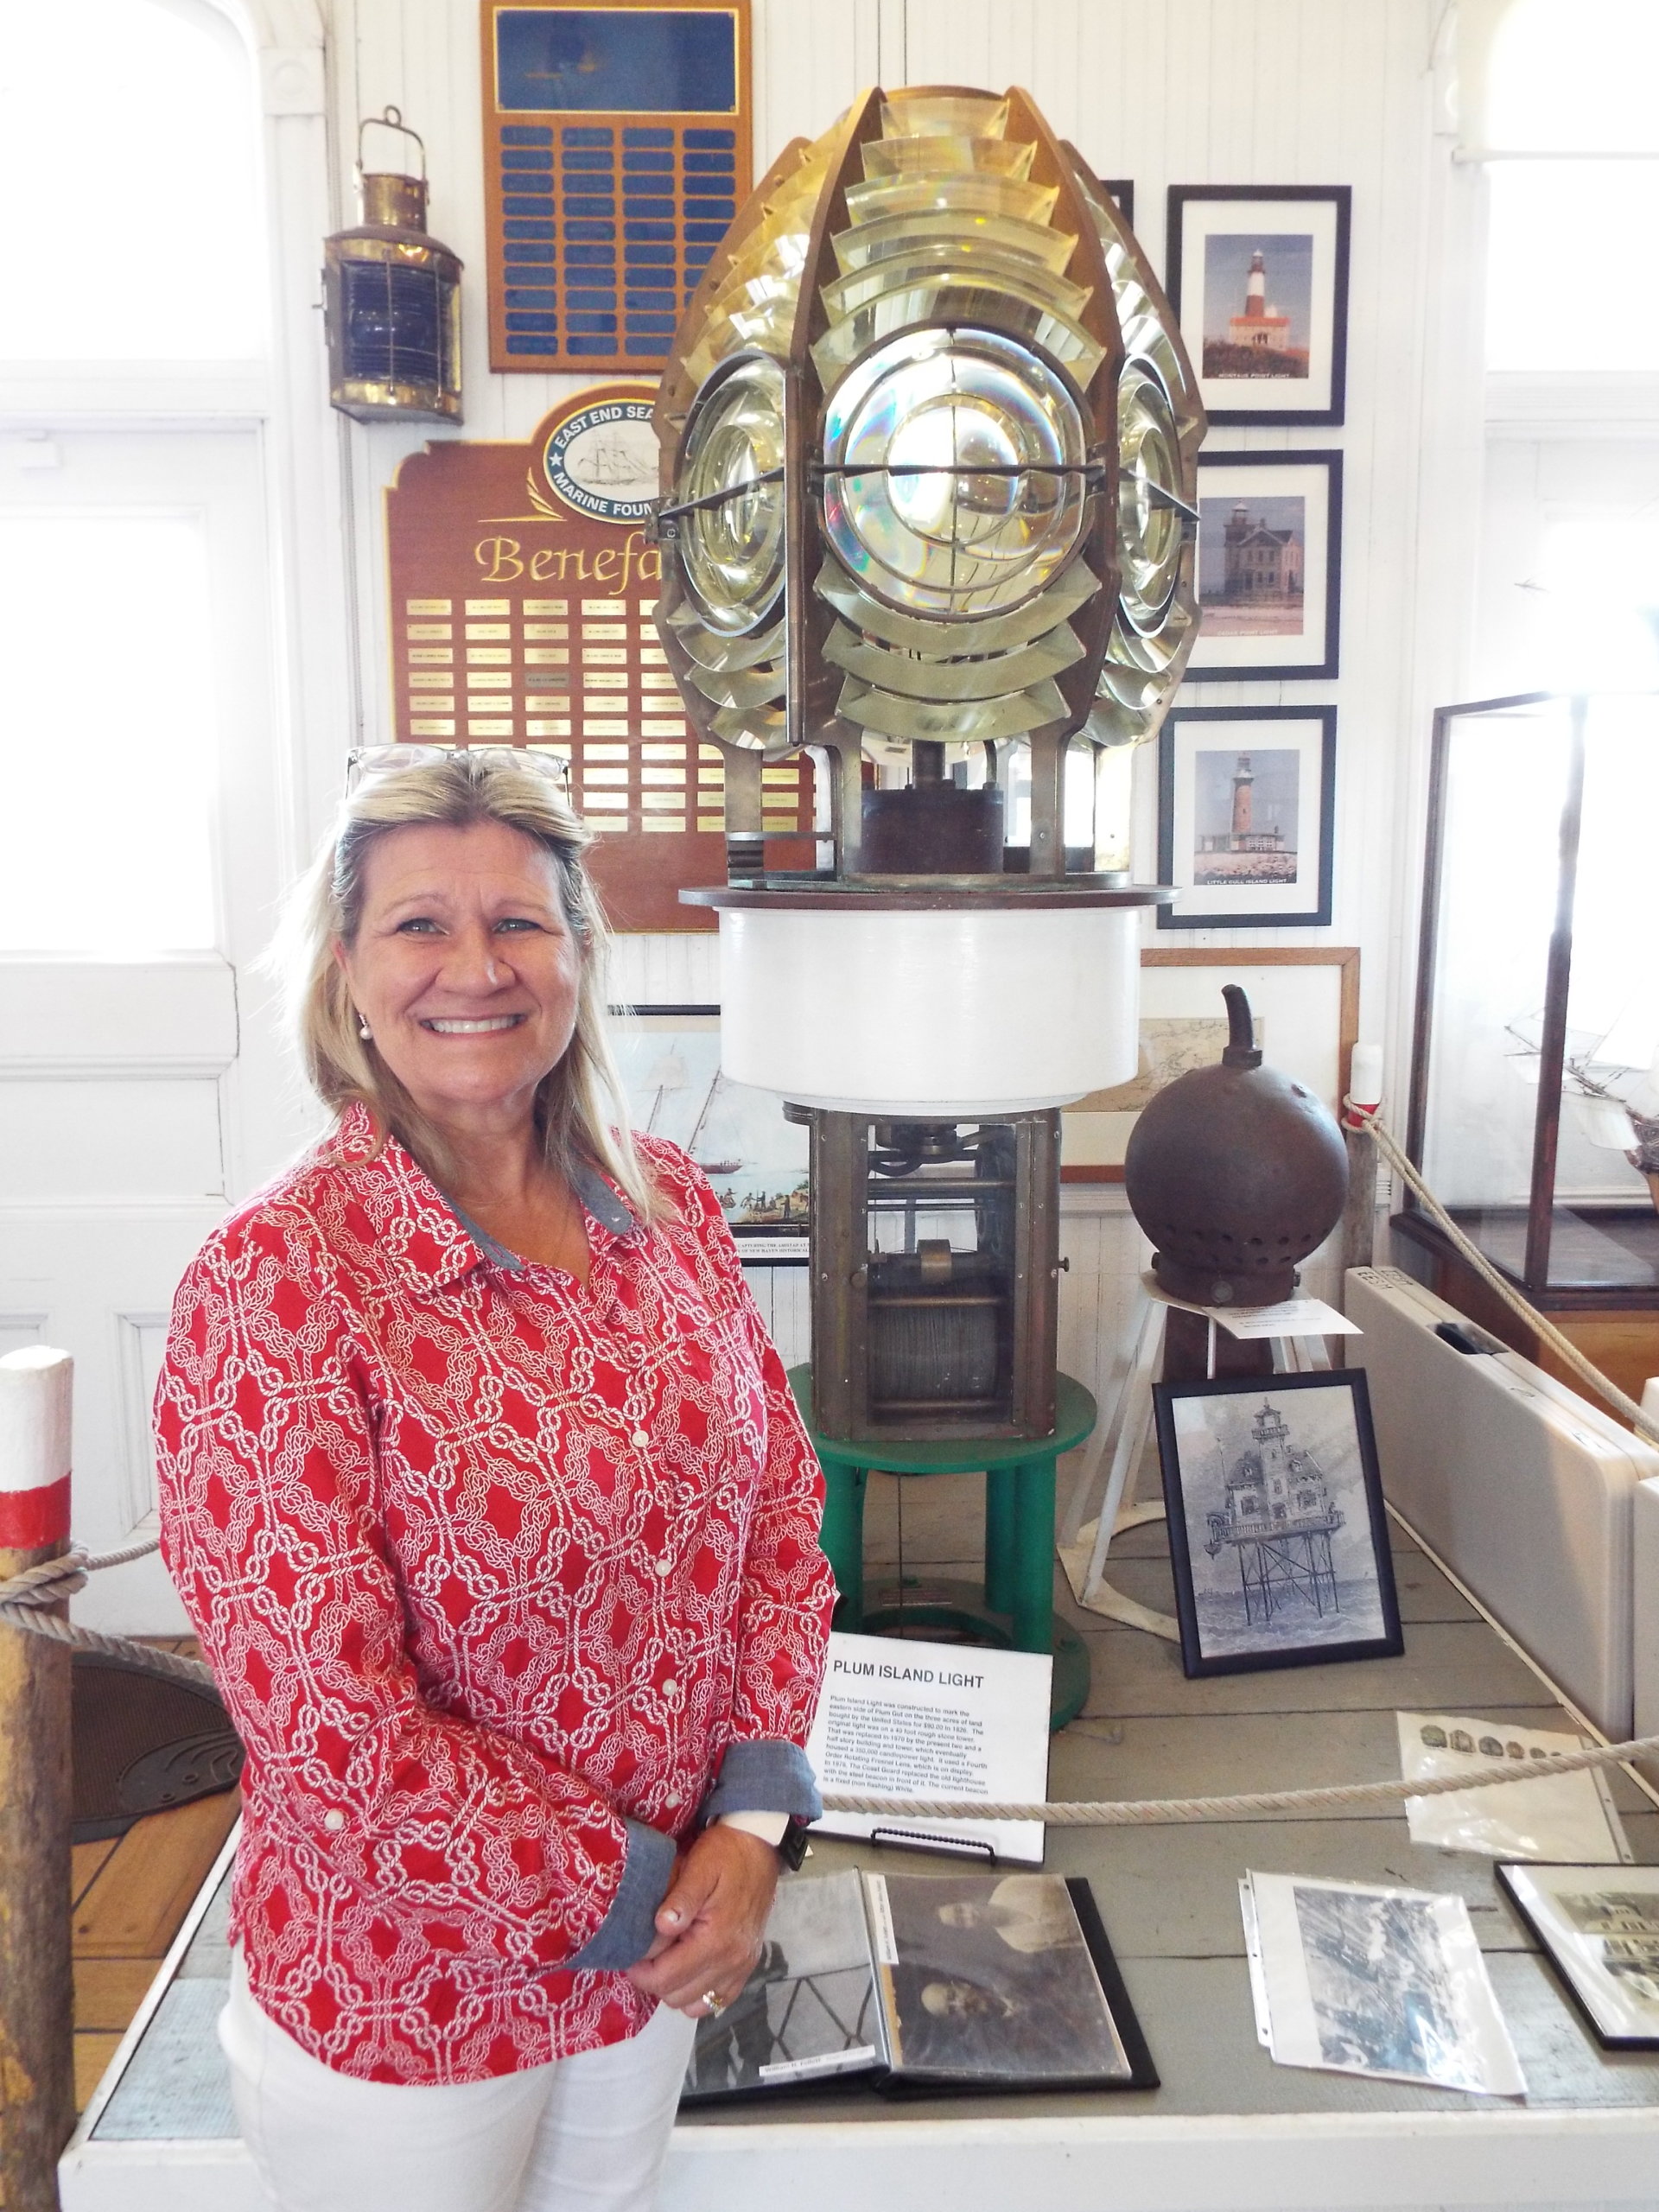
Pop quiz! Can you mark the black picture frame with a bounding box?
[1153,1370,1402,1679]
[1187,448,1342,683]
[1156,703,1337,931]
[1101,177,1134,226]
[1496,1863,1659,2051]
[1166,184,1351,426]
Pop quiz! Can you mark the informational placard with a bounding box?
[480,0,752,373]
[384,381,812,930]
[804,1631,1053,1866]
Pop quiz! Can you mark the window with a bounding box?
[0,516,216,950]
[0,0,264,359]
[1484,0,1659,370]
[0,0,266,954]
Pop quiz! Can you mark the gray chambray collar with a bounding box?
[448,1157,640,1274]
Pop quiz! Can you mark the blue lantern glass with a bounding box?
[324,108,462,423]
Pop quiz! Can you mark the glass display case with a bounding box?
[1402,690,1659,1306]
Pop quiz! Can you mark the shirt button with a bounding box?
[323,1809,346,1833]
[662,1677,678,1697]
[664,1790,683,1808]
[631,1428,650,1447]
[654,1556,672,1578]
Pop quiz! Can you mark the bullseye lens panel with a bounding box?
[820,328,1088,617]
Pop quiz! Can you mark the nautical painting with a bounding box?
[609,1010,809,1239]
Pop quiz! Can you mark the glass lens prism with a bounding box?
[861,136,1036,181]
[819,327,1090,616]
[677,356,787,635]
[833,208,1077,277]
[842,173,1059,229]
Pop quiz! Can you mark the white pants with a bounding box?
[219,1951,697,2212]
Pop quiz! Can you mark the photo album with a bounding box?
[681,1871,1157,2102]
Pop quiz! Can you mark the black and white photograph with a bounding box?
[1246,1873,1526,2096]
[1188,451,1341,678]
[681,1872,880,2101]
[608,1006,809,1254]
[1497,1864,1659,2050]
[1166,186,1351,423]
[874,1872,1156,2090]
[1154,1370,1402,1678]
[1157,706,1336,930]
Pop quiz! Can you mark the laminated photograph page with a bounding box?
[1245,1872,1525,2097]
[681,1872,1156,2102]
[804,1631,1052,1862]
[1397,1713,1630,1863]
[681,1872,883,2101]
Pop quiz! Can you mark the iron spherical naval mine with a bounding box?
[1123,985,1349,1307]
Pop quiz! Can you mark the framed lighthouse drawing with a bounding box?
[1166,186,1351,424]
[1153,1370,1402,1679]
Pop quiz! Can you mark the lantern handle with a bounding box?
[358,105,427,181]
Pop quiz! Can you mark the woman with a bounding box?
[155,749,836,2212]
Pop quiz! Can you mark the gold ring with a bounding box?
[699,1990,725,2016]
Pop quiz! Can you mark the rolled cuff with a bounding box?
[698,1738,823,1825]
[562,1819,677,1972]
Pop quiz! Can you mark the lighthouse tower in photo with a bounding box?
[1229,249,1293,354]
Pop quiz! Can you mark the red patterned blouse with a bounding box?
[154,1106,834,2084]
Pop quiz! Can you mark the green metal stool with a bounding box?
[787,1365,1097,1730]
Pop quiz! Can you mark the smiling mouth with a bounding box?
[419,1015,528,1034]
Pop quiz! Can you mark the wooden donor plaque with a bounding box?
[385,382,811,931]
[480,0,752,376]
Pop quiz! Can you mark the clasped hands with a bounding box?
[625,1823,779,2016]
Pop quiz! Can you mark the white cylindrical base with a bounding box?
[716,904,1141,1115]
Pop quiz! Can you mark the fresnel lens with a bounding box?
[650,86,1205,1446]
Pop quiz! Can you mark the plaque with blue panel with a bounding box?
[481,0,752,373]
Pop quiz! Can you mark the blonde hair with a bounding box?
[282,750,660,1221]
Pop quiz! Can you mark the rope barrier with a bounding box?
[0,1538,217,1688]
[820,1728,1659,1825]
[1352,1105,1659,1452]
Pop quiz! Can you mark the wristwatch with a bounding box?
[777,1815,813,1871]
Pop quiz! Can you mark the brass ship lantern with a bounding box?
[652,85,1205,1443]
[324,108,462,423]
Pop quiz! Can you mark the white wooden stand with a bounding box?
[1059,1274,1354,1639]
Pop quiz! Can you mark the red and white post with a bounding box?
[0,1346,75,2211]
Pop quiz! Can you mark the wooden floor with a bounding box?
[69,1638,239,2115]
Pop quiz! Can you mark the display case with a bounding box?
[1401,691,1659,1326]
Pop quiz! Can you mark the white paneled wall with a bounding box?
[317,0,1481,1427]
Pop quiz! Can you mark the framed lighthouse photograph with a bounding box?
[1157,705,1336,930]
[1153,1369,1402,1680]
[1188,450,1342,680]
[1166,186,1351,423]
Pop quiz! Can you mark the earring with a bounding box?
[358,1020,372,1040]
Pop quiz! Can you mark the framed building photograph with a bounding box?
[1187,450,1342,680]
[1157,704,1336,930]
[1497,1864,1659,2050]
[608,1005,808,1255]
[1154,1370,1403,1679]
[1166,185,1351,424]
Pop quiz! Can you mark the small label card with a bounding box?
[804,1630,1053,1864]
